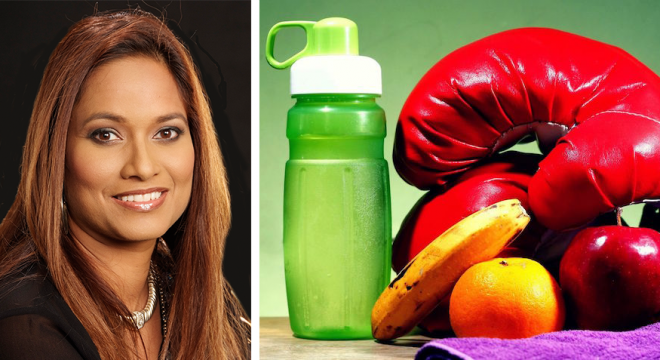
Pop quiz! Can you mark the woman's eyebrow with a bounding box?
[82,112,125,126]
[156,113,187,124]
[80,112,187,126]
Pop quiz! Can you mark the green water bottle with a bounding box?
[266,18,392,340]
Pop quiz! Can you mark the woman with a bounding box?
[0,9,250,360]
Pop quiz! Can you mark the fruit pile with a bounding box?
[371,27,660,340]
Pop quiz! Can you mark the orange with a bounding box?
[449,257,565,339]
[419,247,530,334]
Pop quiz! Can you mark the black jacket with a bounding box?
[0,264,101,360]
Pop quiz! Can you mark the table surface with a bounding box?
[259,317,435,359]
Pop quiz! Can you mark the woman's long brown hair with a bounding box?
[0,9,249,360]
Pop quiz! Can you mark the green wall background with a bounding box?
[260,0,660,317]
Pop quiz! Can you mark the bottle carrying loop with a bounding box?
[266,18,361,70]
[266,21,316,69]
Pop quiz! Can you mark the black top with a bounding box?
[0,264,101,360]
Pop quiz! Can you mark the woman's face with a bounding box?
[65,56,194,243]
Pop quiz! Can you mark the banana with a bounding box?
[371,199,530,340]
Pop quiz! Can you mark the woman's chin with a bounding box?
[110,227,169,243]
[98,218,172,243]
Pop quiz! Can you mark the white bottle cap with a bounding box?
[290,55,382,95]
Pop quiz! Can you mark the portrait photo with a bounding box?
[0,1,250,359]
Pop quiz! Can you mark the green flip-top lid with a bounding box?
[266,17,381,95]
[266,17,359,69]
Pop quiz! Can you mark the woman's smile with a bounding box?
[112,188,168,211]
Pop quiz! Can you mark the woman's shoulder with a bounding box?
[0,262,101,360]
[0,262,53,312]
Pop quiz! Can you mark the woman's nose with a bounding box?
[120,140,160,181]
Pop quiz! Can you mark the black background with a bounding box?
[0,1,251,314]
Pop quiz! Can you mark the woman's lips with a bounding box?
[112,191,167,212]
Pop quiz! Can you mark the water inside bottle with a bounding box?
[283,159,391,339]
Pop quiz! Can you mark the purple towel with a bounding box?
[415,321,660,360]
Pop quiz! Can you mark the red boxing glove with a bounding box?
[392,151,544,273]
[529,113,660,230]
[394,28,660,230]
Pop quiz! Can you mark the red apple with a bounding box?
[559,225,660,330]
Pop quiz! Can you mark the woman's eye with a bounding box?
[91,129,120,142]
[154,127,181,140]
